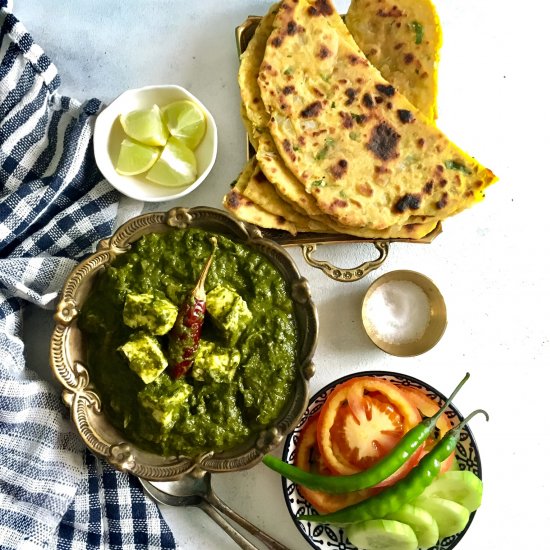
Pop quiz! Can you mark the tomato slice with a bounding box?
[317,377,422,476]
[400,385,455,474]
[293,413,377,513]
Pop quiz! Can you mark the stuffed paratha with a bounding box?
[223,155,438,239]
[258,0,496,230]
[238,3,280,141]
[224,159,302,235]
[242,160,327,230]
[253,135,437,239]
[346,0,442,120]
[255,133,324,216]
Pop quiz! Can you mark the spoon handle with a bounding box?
[206,492,292,550]
[198,499,260,550]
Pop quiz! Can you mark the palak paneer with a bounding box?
[80,228,298,456]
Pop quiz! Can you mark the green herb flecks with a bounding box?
[311,179,327,188]
[349,132,360,142]
[283,66,294,76]
[331,101,336,109]
[404,154,419,166]
[315,137,336,161]
[320,73,331,83]
[410,21,424,44]
[444,160,472,175]
[339,190,348,199]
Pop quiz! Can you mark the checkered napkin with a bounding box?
[0,3,178,549]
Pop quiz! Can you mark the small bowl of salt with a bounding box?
[361,270,447,357]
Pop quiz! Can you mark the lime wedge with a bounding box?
[145,136,197,187]
[115,138,160,176]
[120,104,169,146]
[162,100,206,149]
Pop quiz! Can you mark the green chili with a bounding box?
[262,373,470,493]
[298,408,489,524]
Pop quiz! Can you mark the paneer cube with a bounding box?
[123,292,178,335]
[192,340,241,383]
[119,333,168,384]
[137,376,192,429]
[206,286,252,345]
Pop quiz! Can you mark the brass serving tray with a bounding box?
[234,16,442,282]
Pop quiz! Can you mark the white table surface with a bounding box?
[17,0,550,549]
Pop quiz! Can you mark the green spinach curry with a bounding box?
[80,228,298,456]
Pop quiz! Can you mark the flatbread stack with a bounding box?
[224,0,496,239]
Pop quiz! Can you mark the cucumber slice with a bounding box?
[421,470,483,513]
[346,519,418,550]
[386,503,439,549]
[413,496,470,539]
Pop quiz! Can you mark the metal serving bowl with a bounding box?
[362,270,447,357]
[50,206,318,480]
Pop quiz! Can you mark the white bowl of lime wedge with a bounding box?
[94,85,218,202]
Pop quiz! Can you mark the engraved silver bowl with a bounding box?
[50,206,318,480]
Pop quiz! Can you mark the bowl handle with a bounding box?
[301,241,389,282]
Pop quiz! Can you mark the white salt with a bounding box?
[365,280,431,344]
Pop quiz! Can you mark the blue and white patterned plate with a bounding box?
[281,371,482,550]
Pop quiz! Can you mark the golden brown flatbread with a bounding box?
[346,0,442,120]
[238,3,280,142]
[224,159,302,235]
[258,0,496,230]
[255,133,324,217]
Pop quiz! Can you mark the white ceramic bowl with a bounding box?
[93,85,218,202]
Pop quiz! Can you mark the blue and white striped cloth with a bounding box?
[0,2,177,548]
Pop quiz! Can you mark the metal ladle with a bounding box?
[140,472,291,550]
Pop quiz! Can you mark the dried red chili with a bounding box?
[168,237,217,379]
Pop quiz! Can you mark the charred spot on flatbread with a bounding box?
[375,83,396,96]
[319,45,332,58]
[301,101,323,118]
[397,109,415,123]
[362,93,375,108]
[330,198,348,210]
[331,159,348,179]
[340,111,354,129]
[282,139,297,161]
[367,123,401,161]
[357,183,374,197]
[436,192,449,209]
[287,21,300,35]
[307,0,334,16]
[253,170,268,184]
[226,189,241,209]
[345,88,358,105]
[394,193,422,213]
